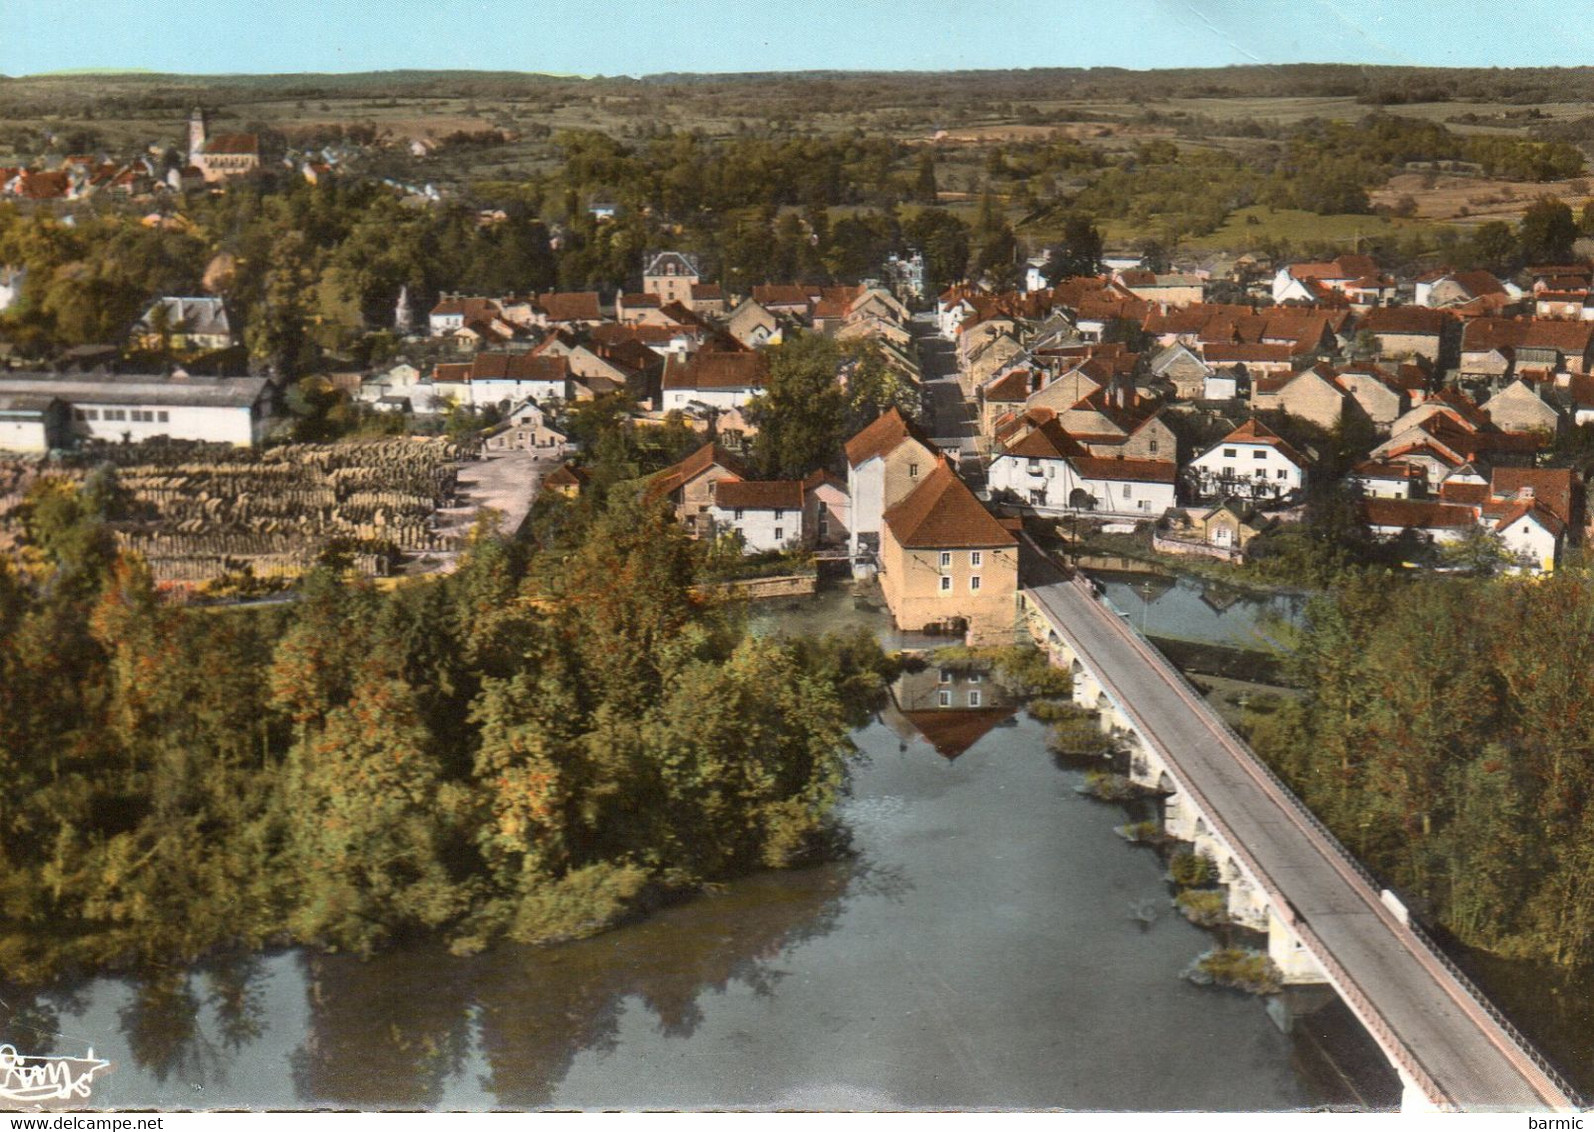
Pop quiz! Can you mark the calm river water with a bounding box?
[2,590,1409,1111]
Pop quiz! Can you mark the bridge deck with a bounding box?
[1026,579,1575,1112]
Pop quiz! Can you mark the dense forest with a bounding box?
[0,468,896,986]
[1246,572,1594,968]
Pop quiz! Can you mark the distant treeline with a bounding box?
[5,64,1594,121]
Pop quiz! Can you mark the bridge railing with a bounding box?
[1063,573,1585,1109]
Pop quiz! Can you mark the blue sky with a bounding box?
[3,1,1593,76]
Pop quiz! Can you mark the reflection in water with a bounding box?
[882,663,1019,761]
[7,670,1382,1110]
[471,863,852,1108]
[118,976,201,1085]
[293,950,474,1108]
[1093,570,1305,650]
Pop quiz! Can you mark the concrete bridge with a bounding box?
[1021,572,1582,1113]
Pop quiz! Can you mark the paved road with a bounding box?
[409,448,557,575]
[1026,577,1576,1112]
[911,315,979,470]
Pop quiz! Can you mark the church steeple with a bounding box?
[188,108,207,167]
[394,285,414,334]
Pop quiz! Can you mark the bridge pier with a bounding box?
[1264,983,1339,1034]
[1268,906,1331,985]
[1022,580,1582,1112]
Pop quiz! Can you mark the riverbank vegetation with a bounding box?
[1185,947,1284,995]
[0,475,895,985]
[1244,571,1594,968]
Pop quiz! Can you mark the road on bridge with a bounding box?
[1027,577,1576,1112]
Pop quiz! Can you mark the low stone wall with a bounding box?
[692,573,818,601]
[1151,532,1245,565]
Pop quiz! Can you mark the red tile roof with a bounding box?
[715,479,805,510]
[645,442,747,503]
[536,291,602,322]
[1218,418,1309,466]
[1353,460,1422,482]
[1463,318,1594,356]
[1490,467,1575,528]
[1002,419,1087,460]
[1199,342,1298,365]
[661,351,769,392]
[753,284,815,309]
[844,407,937,468]
[544,463,589,488]
[1360,306,1452,336]
[204,133,258,156]
[884,461,1018,550]
[1071,456,1178,483]
[983,369,1037,403]
[1360,498,1478,531]
[1438,480,1489,506]
[469,352,568,382]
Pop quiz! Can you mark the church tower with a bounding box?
[188,108,207,168]
[394,285,414,335]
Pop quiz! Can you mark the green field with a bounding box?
[1180,205,1452,254]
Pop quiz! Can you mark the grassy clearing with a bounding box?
[1181,205,1449,253]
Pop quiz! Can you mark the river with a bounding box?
[1090,570,1305,652]
[1,637,1404,1111]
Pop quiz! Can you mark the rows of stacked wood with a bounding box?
[66,438,477,585]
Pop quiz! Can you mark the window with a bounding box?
[908,462,919,478]
[938,690,952,707]
[970,551,982,567]
[1140,500,1151,511]
[968,673,982,684]
[968,690,983,708]
[939,668,952,684]
[1223,448,1237,458]
[773,509,784,521]
[1123,484,1133,498]
[1149,439,1158,454]
[1027,459,1041,475]
[1254,450,1267,460]
[73,408,86,421]
[734,508,744,521]
[940,551,952,568]
[774,527,783,542]
[1276,468,1288,479]
[84,409,98,420]
[940,576,952,593]
[970,576,982,592]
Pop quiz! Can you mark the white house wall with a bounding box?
[710,505,802,553]
[0,419,49,452]
[662,386,758,412]
[72,402,261,446]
